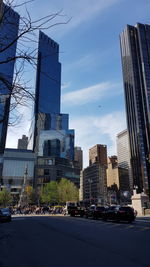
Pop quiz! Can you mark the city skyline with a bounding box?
[5,0,150,167]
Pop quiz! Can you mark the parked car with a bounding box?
[69,206,85,217]
[85,205,106,219]
[102,205,135,223]
[0,208,12,222]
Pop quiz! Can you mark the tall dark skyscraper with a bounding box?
[0,5,19,153]
[120,23,150,196]
[35,31,61,115]
[28,31,74,160]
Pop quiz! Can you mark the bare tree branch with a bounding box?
[0,0,70,125]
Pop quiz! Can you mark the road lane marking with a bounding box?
[125,225,135,229]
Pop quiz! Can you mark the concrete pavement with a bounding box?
[0,215,150,267]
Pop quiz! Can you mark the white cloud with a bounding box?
[68,54,95,70]
[6,105,32,149]
[28,0,121,37]
[70,111,126,168]
[63,0,120,33]
[62,82,122,106]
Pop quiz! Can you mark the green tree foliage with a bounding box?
[40,179,79,205]
[0,188,13,207]
[41,181,58,204]
[58,178,79,204]
[25,185,37,204]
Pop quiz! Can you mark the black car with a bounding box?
[69,206,85,217]
[85,205,106,219]
[102,206,135,223]
[0,208,12,222]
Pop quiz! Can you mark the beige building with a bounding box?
[107,156,119,189]
[117,129,133,191]
[79,170,83,201]
[107,156,130,204]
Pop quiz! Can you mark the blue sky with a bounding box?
[6,0,150,167]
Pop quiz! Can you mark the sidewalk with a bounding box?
[12,214,65,217]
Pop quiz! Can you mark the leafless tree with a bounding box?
[0,0,69,125]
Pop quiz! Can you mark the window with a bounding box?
[44,169,50,175]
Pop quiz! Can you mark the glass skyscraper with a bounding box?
[120,23,150,196]
[28,31,74,160]
[117,129,132,191]
[0,5,19,153]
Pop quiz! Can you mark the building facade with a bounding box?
[74,147,83,170]
[117,129,133,191]
[18,135,28,150]
[107,156,131,203]
[82,163,107,205]
[1,149,35,201]
[28,31,74,161]
[120,23,150,196]
[107,156,119,189]
[81,144,107,204]
[35,156,80,189]
[89,144,107,166]
[0,5,19,153]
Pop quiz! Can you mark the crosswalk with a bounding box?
[60,216,150,232]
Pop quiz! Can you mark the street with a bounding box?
[0,215,150,267]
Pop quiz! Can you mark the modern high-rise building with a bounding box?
[74,147,83,170]
[0,5,19,153]
[117,129,132,191]
[27,31,78,188]
[120,23,150,196]
[89,144,107,166]
[28,31,74,161]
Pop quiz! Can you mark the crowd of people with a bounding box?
[11,205,67,215]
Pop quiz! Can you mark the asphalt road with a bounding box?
[0,215,150,267]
